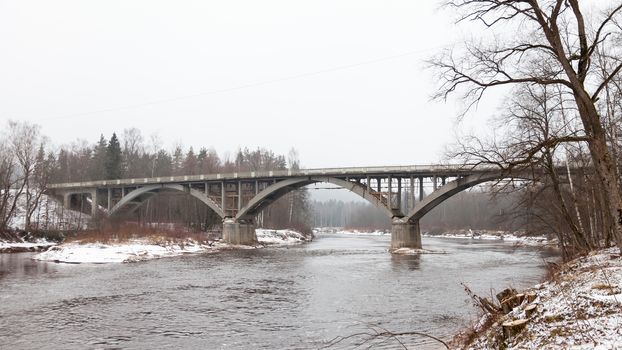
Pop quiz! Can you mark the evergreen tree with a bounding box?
[56,149,69,182]
[198,147,220,173]
[184,147,198,175]
[154,150,173,176]
[90,134,108,180]
[197,147,208,173]
[234,149,245,171]
[172,146,183,176]
[105,132,122,179]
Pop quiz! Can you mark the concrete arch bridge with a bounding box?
[47,165,529,250]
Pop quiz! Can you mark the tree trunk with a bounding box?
[545,151,590,251]
[541,3,622,252]
[587,128,622,252]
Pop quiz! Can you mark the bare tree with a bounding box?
[122,127,145,178]
[432,0,622,251]
[8,121,46,231]
[149,132,162,177]
[0,139,19,239]
[25,145,52,231]
[450,82,596,254]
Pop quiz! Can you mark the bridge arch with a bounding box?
[109,184,225,218]
[404,172,518,222]
[235,176,393,221]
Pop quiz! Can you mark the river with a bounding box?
[0,233,556,349]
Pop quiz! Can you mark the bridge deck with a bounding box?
[48,164,486,190]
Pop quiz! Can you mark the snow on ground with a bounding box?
[31,228,310,264]
[255,228,311,245]
[33,239,219,263]
[0,239,56,252]
[424,229,551,246]
[313,227,389,236]
[336,229,388,236]
[460,248,622,349]
[313,227,551,247]
[391,247,447,255]
[7,191,88,231]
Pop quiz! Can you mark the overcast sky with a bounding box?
[0,0,497,169]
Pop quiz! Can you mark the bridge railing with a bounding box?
[47,164,486,190]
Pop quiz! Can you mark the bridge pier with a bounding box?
[91,190,98,217]
[222,218,257,245]
[63,193,71,210]
[391,218,421,250]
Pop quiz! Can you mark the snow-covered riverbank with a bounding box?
[424,229,551,246]
[33,239,215,263]
[6,191,89,231]
[313,227,388,236]
[313,228,551,247]
[255,228,311,245]
[456,247,622,349]
[31,228,310,264]
[0,239,56,253]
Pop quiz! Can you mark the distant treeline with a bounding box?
[51,128,293,182]
[311,190,526,233]
[0,123,311,238]
[311,199,391,230]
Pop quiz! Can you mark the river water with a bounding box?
[0,234,556,349]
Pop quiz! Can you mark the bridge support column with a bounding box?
[222,218,257,245]
[63,193,71,210]
[91,190,98,217]
[390,218,421,251]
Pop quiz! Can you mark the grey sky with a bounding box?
[0,0,494,168]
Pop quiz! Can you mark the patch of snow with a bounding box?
[32,239,216,264]
[460,247,622,349]
[0,239,56,252]
[6,190,88,231]
[256,229,310,245]
[31,228,312,263]
[313,227,389,236]
[424,229,551,246]
[390,247,446,255]
[337,229,388,236]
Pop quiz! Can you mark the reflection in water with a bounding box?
[0,253,54,280]
[0,234,556,349]
[391,253,421,270]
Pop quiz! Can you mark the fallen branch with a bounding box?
[321,323,449,349]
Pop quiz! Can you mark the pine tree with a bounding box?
[105,132,122,180]
[90,134,108,180]
[172,146,183,176]
[184,147,198,175]
[153,150,171,177]
[197,147,208,173]
[56,149,69,182]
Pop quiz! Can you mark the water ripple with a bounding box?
[0,236,554,350]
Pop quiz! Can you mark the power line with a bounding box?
[34,45,449,121]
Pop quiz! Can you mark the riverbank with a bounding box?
[453,247,622,349]
[0,239,56,253]
[29,228,310,264]
[424,229,552,247]
[314,228,553,248]
[313,227,388,236]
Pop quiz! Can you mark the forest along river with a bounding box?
[0,233,556,349]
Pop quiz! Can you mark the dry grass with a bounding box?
[451,258,567,349]
[449,314,496,349]
[449,284,505,349]
[64,224,214,244]
[592,283,616,290]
